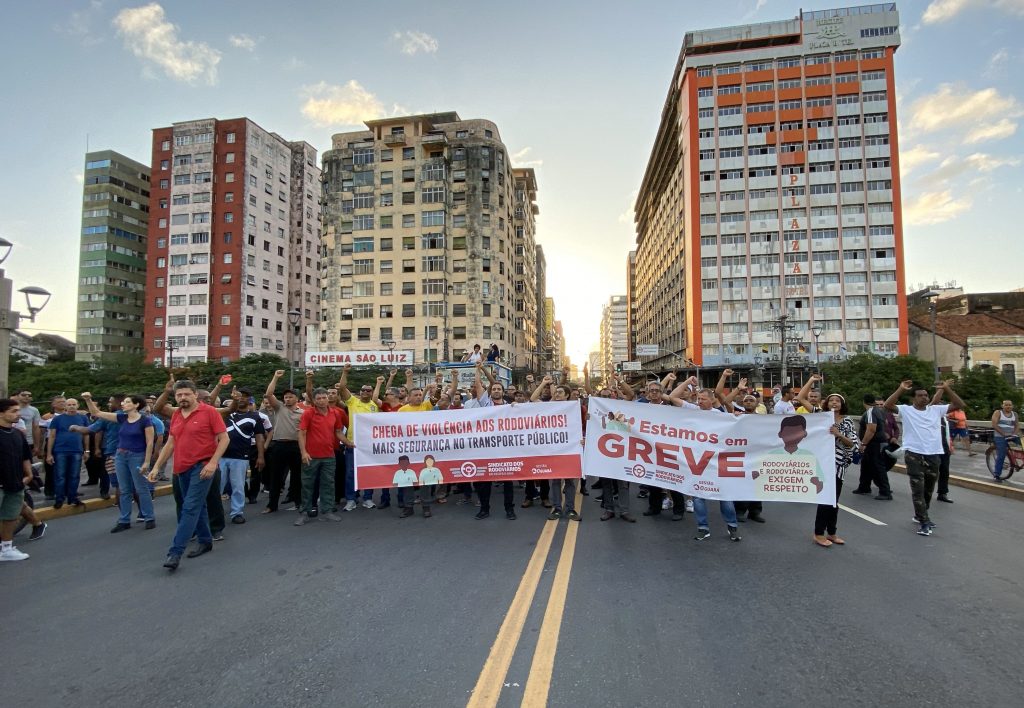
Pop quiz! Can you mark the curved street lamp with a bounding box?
[1,240,52,397]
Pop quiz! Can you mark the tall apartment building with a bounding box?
[318,112,539,368]
[535,245,547,365]
[599,295,629,376]
[76,151,150,362]
[143,118,321,366]
[633,4,906,375]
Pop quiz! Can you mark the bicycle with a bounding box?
[985,436,1023,481]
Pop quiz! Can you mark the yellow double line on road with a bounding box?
[467,492,583,708]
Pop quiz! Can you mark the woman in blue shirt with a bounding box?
[81,393,155,532]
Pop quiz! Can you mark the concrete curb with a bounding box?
[33,484,175,522]
[892,464,1024,502]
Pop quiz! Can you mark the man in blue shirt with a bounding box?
[45,398,89,508]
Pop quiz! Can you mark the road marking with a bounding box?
[467,518,558,708]
[521,490,583,707]
[839,503,887,526]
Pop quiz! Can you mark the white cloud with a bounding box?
[283,56,307,71]
[922,152,1020,184]
[113,3,221,85]
[903,189,972,225]
[906,84,1023,146]
[392,30,438,55]
[511,147,543,168]
[900,145,941,175]
[300,80,385,127]
[986,47,1010,77]
[966,118,1018,143]
[923,0,1024,23]
[54,0,105,46]
[617,190,639,226]
[228,33,258,51]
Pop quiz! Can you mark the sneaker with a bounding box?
[53,501,64,510]
[694,528,711,541]
[0,546,29,561]
[361,499,376,509]
[456,498,471,505]
[671,512,684,521]
[293,515,309,526]
[163,554,181,570]
[567,510,581,522]
[110,523,131,533]
[662,498,671,510]
[231,515,245,525]
[343,500,358,512]
[320,512,343,522]
[474,511,489,520]
[728,527,742,542]
[136,516,145,523]
[506,510,517,520]
[916,523,932,537]
[874,494,893,501]
[911,517,937,528]
[637,489,649,499]
[400,507,414,518]
[28,523,47,541]
[378,502,391,509]
[145,520,156,530]
[212,533,225,541]
[548,508,561,520]
[685,500,694,513]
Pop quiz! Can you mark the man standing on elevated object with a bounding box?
[884,379,966,538]
[148,381,229,571]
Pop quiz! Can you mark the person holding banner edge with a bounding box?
[465,362,516,520]
[798,377,857,548]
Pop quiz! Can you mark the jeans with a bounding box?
[993,436,1018,478]
[550,478,577,513]
[301,457,336,515]
[219,457,249,518]
[814,478,843,535]
[693,497,739,529]
[343,447,372,502]
[600,480,630,515]
[173,466,225,536]
[265,440,302,511]
[169,463,214,557]
[115,451,154,525]
[905,451,939,524]
[54,453,83,503]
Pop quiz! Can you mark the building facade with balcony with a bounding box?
[143,118,321,366]
[317,112,540,368]
[76,150,150,362]
[633,3,907,375]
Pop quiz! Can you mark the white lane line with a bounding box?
[839,504,887,526]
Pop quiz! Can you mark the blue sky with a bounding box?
[1,0,1022,367]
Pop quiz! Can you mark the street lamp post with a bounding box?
[923,290,941,383]
[0,238,52,398]
[287,308,301,390]
[165,340,177,370]
[811,324,823,372]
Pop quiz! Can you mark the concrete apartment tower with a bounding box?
[600,295,629,376]
[76,150,151,362]
[632,3,906,377]
[143,118,321,366]
[318,112,541,369]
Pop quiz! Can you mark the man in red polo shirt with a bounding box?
[148,380,228,571]
[295,387,347,526]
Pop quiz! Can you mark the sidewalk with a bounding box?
[891,445,1024,501]
[27,462,174,521]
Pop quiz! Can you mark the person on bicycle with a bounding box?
[990,400,1020,482]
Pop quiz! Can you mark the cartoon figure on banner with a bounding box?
[418,454,444,486]
[751,416,826,501]
[597,411,634,433]
[392,455,418,487]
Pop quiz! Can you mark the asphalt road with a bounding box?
[4,481,1023,708]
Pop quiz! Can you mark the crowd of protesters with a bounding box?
[0,350,990,565]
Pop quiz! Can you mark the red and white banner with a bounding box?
[584,398,836,505]
[305,350,414,367]
[354,401,583,489]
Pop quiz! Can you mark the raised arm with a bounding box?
[714,369,734,405]
[482,365,497,387]
[265,370,285,409]
[668,376,698,406]
[304,370,315,406]
[154,372,177,417]
[79,393,118,422]
[938,379,966,412]
[338,363,353,401]
[884,380,912,412]
[471,362,485,399]
[796,374,822,411]
[616,374,636,401]
[372,375,385,405]
[722,378,748,408]
[531,376,552,402]
[209,376,226,406]
[404,368,414,392]
[582,363,594,396]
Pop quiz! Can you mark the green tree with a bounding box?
[947,366,1024,419]
[818,353,934,411]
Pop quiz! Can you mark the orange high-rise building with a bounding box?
[633,4,905,377]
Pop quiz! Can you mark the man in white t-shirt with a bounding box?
[773,387,797,415]
[884,379,966,537]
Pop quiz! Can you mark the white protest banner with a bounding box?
[584,398,836,505]
[355,401,583,489]
[305,350,414,367]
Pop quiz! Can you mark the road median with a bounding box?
[33,483,175,522]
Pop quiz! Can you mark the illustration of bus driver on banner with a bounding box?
[752,416,826,502]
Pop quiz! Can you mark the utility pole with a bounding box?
[770,313,794,391]
[165,339,177,370]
